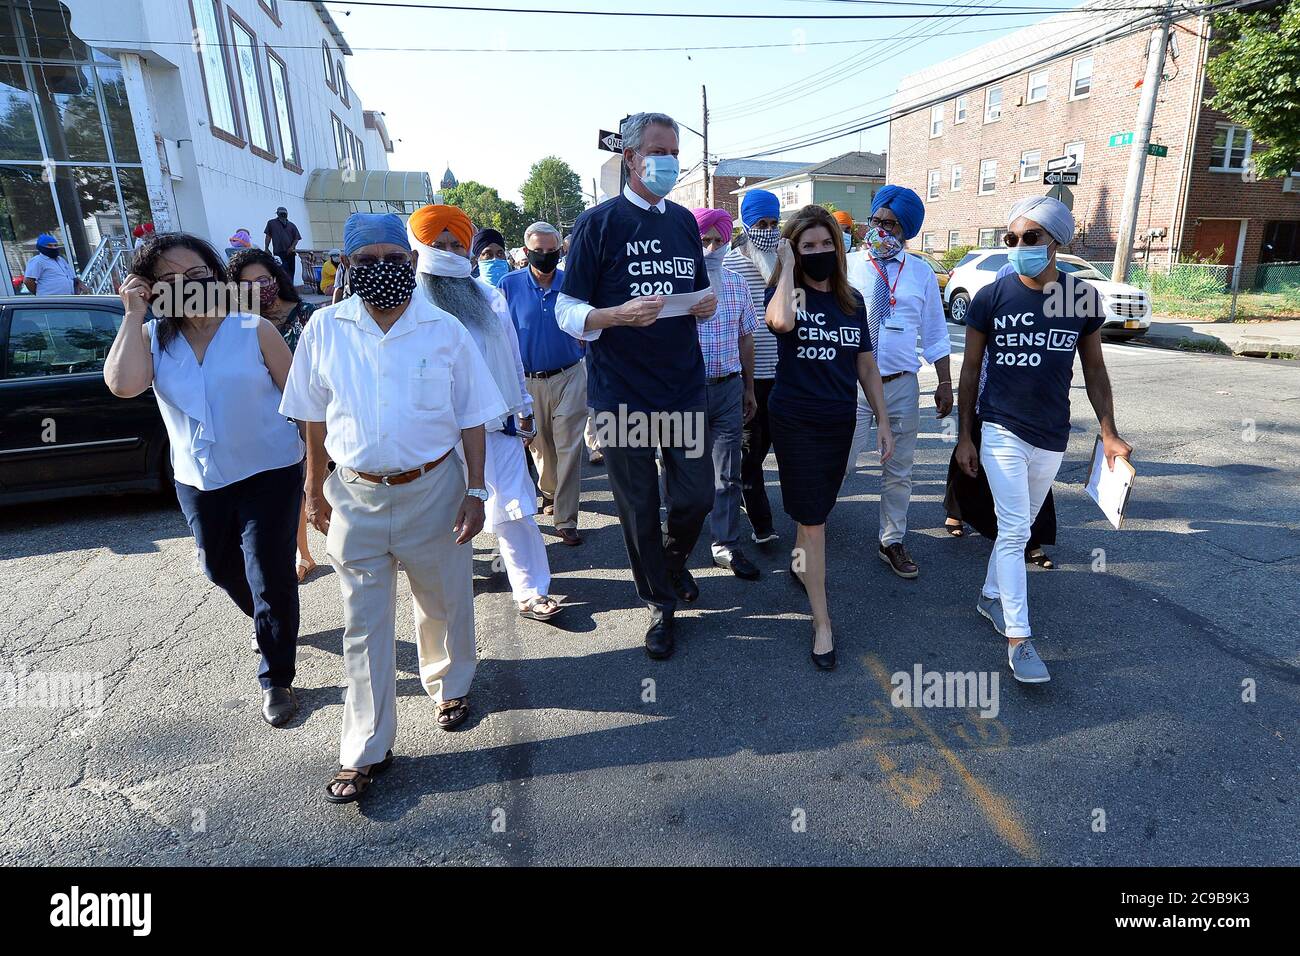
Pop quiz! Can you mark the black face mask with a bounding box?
[800,250,838,283]
[349,259,416,310]
[39,247,61,259]
[526,248,561,274]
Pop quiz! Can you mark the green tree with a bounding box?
[441,180,528,247]
[1206,1,1300,180]
[520,157,585,230]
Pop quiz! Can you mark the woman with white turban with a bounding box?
[953,195,1131,685]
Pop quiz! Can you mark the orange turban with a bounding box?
[409,204,473,250]
[832,210,855,230]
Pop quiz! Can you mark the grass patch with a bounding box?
[1147,290,1300,322]
[1175,338,1234,354]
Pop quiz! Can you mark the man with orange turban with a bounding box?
[832,209,857,252]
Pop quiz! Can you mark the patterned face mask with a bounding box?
[746,227,780,252]
[349,259,416,310]
[866,226,904,260]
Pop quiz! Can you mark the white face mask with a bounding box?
[421,246,473,279]
[704,242,730,267]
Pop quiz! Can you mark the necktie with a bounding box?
[866,256,891,353]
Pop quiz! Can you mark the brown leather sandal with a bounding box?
[436,698,469,731]
[324,750,394,804]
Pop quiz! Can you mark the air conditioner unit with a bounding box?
[1284,176,1298,193]
[1015,96,1024,107]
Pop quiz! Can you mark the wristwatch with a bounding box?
[465,487,489,502]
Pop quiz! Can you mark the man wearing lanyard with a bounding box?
[499,221,587,546]
[845,185,953,579]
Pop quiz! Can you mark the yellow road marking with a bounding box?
[862,653,1040,861]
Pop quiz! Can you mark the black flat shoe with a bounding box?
[811,635,836,671]
[262,686,297,727]
[645,612,675,660]
[669,568,699,603]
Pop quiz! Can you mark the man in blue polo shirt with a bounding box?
[499,220,586,547]
[556,111,718,660]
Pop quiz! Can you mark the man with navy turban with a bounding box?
[724,188,783,545]
[280,211,507,803]
[953,195,1131,685]
[843,185,952,581]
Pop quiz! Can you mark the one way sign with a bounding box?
[1043,170,1080,185]
[598,130,623,153]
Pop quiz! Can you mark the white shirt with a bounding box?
[555,184,666,343]
[25,253,77,295]
[846,250,951,376]
[279,293,508,473]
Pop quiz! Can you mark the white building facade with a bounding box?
[0,0,423,293]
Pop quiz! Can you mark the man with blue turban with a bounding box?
[844,185,952,581]
[280,212,508,804]
[953,194,1130,685]
[724,188,783,545]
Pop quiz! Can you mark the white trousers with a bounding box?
[845,373,921,546]
[324,457,475,769]
[979,422,1064,639]
[485,429,551,603]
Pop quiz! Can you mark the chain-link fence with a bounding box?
[1086,260,1300,322]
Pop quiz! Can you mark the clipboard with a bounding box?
[1085,436,1135,530]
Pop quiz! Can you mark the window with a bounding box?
[189,0,242,145]
[323,42,336,91]
[979,159,997,194]
[951,165,963,191]
[930,103,943,138]
[977,232,1001,250]
[1027,69,1048,103]
[984,86,1002,123]
[266,50,300,172]
[331,113,347,169]
[258,0,280,24]
[4,307,120,379]
[1071,55,1093,100]
[948,229,961,248]
[1020,149,1042,183]
[1210,123,1252,172]
[229,12,274,160]
[1064,140,1085,171]
[955,96,968,124]
[922,233,938,251]
[927,168,941,200]
[976,252,1009,270]
[337,60,349,107]
[355,140,366,171]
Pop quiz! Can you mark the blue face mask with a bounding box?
[843,231,854,251]
[479,257,510,287]
[636,152,680,198]
[1008,243,1052,277]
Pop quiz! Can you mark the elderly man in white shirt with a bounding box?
[845,186,953,580]
[279,213,507,804]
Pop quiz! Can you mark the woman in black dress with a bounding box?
[764,205,894,670]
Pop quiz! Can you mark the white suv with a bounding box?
[944,250,1152,340]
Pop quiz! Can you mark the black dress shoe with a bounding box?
[811,648,837,671]
[645,613,676,660]
[262,687,297,727]
[718,549,760,580]
[669,568,699,603]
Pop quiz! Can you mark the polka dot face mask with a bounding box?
[349,258,416,310]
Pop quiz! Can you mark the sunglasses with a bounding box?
[869,216,902,234]
[1003,230,1051,247]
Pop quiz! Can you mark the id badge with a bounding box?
[883,310,905,332]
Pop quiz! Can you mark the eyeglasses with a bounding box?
[869,216,902,235]
[1003,230,1049,247]
[351,254,411,267]
[155,267,213,282]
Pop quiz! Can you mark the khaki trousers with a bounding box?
[324,457,475,768]
[525,361,587,530]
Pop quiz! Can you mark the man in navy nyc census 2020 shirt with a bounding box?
[554,112,719,662]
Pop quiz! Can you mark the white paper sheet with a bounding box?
[1085,436,1135,530]
[655,287,712,318]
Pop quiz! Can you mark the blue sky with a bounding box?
[335,0,1087,205]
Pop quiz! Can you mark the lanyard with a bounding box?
[869,253,904,308]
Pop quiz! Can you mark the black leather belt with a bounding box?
[525,361,580,380]
[880,371,912,383]
[707,371,740,386]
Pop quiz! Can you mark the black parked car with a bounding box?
[0,295,168,506]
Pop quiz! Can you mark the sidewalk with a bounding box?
[1139,317,1300,359]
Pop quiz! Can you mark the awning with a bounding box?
[304,169,433,204]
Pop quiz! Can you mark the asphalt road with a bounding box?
[2,327,1297,866]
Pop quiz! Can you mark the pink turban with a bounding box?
[693,207,733,242]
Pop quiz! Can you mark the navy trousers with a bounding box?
[175,460,303,689]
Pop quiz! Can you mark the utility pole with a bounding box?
[702,84,710,207]
[1112,0,1174,283]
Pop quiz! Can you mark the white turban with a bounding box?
[1007,195,1075,245]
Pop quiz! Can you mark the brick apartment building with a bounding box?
[669,158,809,221]
[887,1,1300,285]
